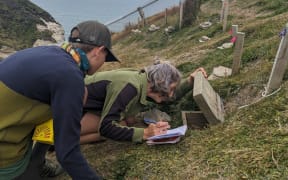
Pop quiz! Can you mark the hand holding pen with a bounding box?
[143,119,170,140]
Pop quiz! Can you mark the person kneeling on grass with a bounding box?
[80,62,207,144]
[0,20,119,180]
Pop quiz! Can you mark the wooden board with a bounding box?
[193,72,225,125]
[182,111,208,130]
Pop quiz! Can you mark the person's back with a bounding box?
[0,45,86,179]
[0,46,83,103]
[80,63,208,147]
[0,20,120,179]
[85,68,147,113]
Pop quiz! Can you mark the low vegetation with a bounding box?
[0,0,55,50]
[3,0,288,179]
[77,0,288,179]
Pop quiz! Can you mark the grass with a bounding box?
[2,0,288,179]
[15,0,284,179]
[96,87,288,179]
[253,0,288,16]
[0,0,56,49]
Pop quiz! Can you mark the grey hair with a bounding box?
[145,62,182,94]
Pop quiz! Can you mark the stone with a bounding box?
[33,18,65,47]
[143,108,171,124]
[131,29,141,33]
[199,36,211,43]
[0,46,16,59]
[164,26,175,34]
[148,24,160,32]
[208,66,232,80]
[199,21,212,29]
[217,42,234,49]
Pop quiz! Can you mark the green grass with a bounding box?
[99,86,288,179]
[0,0,56,49]
[5,0,284,179]
[254,0,288,16]
[96,0,288,178]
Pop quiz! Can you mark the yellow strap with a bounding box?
[61,43,81,64]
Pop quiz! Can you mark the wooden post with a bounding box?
[165,8,168,26]
[220,0,224,23]
[232,25,238,37]
[137,17,141,29]
[179,0,184,29]
[137,7,146,28]
[232,32,245,75]
[222,0,229,32]
[265,23,288,95]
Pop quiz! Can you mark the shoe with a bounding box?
[39,159,64,177]
[47,145,55,152]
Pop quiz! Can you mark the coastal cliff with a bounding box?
[0,0,64,59]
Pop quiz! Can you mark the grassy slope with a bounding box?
[56,0,288,179]
[0,0,55,50]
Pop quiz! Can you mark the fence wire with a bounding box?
[105,0,180,32]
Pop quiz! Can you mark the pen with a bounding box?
[144,117,157,124]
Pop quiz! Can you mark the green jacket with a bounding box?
[85,69,148,143]
[84,69,192,143]
[0,82,51,175]
[0,45,98,179]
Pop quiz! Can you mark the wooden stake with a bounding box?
[265,24,288,95]
[232,32,245,75]
[165,8,168,25]
[137,7,146,27]
[179,0,184,29]
[222,0,229,32]
[232,25,238,37]
[220,0,225,23]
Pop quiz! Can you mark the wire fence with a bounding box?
[105,0,180,32]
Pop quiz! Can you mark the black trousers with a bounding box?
[14,143,52,180]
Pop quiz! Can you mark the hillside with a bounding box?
[61,0,288,179]
[0,0,63,59]
[1,0,288,179]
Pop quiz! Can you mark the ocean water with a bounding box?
[30,0,180,39]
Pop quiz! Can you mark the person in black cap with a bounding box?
[0,20,118,179]
[69,20,119,63]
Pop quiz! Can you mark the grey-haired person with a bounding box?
[0,20,119,179]
[80,63,207,144]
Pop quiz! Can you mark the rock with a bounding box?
[33,39,57,47]
[200,21,212,29]
[199,35,211,42]
[217,42,234,49]
[148,24,160,32]
[131,29,141,33]
[143,108,171,125]
[33,18,65,47]
[0,46,16,59]
[164,26,175,34]
[208,66,232,80]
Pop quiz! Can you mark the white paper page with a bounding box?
[147,125,187,140]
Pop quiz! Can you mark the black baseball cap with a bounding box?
[69,20,120,62]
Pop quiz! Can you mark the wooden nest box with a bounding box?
[182,72,225,129]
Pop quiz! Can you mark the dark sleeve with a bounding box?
[174,78,192,100]
[51,73,98,179]
[99,83,139,141]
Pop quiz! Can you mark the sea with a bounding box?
[30,0,181,39]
